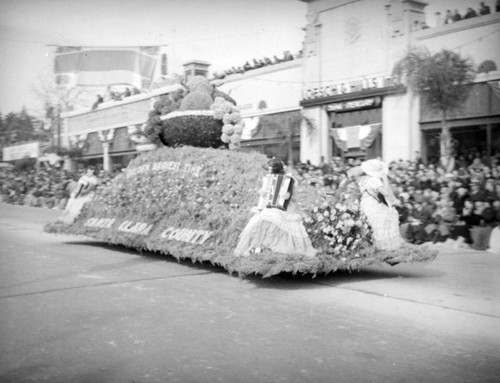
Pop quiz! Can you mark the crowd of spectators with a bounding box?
[0,164,114,210]
[2,148,500,252]
[212,50,302,80]
[429,1,499,29]
[411,1,499,31]
[92,86,142,110]
[296,151,500,252]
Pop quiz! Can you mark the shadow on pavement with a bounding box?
[62,240,229,275]
[61,240,444,291]
[243,264,445,290]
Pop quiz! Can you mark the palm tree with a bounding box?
[392,47,475,168]
[252,111,315,169]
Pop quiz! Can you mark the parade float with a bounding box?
[45,76,437,277]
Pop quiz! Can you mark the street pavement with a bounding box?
[0,203,499,383]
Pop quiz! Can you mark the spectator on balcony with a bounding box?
[479,2,491,15]
[283,51,294,61]
[444,9,454,23]
[452,9,463,21]
[253,59,264,69]
[464,7,478,19]
[91,95,103,110]
[434,11,445,26]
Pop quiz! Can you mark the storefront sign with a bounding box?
[302,76,399,101]
[326,97,381,112]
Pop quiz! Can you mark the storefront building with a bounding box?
[61,1,500,169]
[299,0,500,164]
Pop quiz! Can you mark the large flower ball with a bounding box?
[160,111,225,148]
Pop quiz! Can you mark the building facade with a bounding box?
[299,0,500,165]
[60,0,500,170]
[61,58,305,171]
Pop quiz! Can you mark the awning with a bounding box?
[330,123,380,151]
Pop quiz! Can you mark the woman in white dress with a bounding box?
[341,159,403,251]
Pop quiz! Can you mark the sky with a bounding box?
[0,0,494,116]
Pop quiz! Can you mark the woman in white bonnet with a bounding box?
[341,159,403,251]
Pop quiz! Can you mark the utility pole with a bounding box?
[287,117,294,170]
[57,104,61,153]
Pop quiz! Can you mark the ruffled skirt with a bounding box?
[234,208,317,258]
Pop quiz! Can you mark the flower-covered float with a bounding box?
[45,76,437,277]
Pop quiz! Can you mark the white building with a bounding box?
[299,0,500,164]
[60,1,500,170]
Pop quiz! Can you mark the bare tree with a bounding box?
[392,47,475,168]
[30,66,83,152]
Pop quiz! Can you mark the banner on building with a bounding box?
[2,142,40,161]
[54,46,160,90]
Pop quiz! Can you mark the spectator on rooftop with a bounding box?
[464,7,478,19]
[92,95,104,110]
[479,1,491,15]
[444,9,454,23]
[434,11,445,26]
[452,9,463,22]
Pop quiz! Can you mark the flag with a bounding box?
[331,123,381,151]
[54,46,160,90]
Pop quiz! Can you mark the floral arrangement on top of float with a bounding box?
[143,76,243,150]
[301,184,374,259]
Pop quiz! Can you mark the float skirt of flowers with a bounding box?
[44,146,437,277]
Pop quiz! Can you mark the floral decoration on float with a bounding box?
[44,76,437,277]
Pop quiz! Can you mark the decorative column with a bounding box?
[98,129,115,172]
[128,124,157,152]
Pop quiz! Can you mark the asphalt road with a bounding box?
[0,203,499,383]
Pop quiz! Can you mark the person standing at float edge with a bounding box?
[340,159,404,251]
[58,165,100,224]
